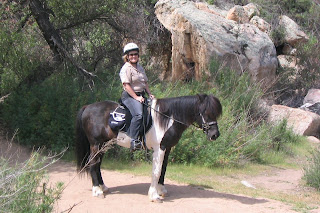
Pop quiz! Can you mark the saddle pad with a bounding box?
[108,106,126,131]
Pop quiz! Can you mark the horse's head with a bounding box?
[197,94,222,141]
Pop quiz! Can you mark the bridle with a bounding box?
[199,113,218,134]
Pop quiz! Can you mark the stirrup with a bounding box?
[130,139,143,152]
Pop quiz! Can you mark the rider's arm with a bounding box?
[123,83,144,102]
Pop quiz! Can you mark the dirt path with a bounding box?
[0,138,318,213]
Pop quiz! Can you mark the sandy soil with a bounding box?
[1,137,319,213]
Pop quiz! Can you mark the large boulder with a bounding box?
[155,0,278,87]
[268,105,320,136]
[278,15,309,47]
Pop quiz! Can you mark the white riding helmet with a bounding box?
[123,43,139,55]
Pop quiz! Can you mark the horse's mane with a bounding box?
[155,94,222,130]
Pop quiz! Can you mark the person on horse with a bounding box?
[119,42,154,151]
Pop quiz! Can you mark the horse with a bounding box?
[75,93,222,202]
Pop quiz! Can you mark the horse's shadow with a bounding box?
[108,183,268,205]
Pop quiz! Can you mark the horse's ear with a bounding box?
[197,94,207,103]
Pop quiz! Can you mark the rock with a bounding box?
[250,16,271,34]
[241,180,256,189]
[268,105,320,136]
[155,0,278,88]
[307,136,320,144]
[243,3,260,19]
[303,89,320,105]
[195,2,225,17]
[278,15,309,47]
[282,43,297,56]
[226,5,250,23]
[300,102,320,115]
[226,3,259,23]
[277,55,298,69]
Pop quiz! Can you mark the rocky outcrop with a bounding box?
[155,0,278,87]
[268,105,320,136]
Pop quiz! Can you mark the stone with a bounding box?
[278,15,309,47]
[307,136,320,144]
[250,16,271,34]
[303,89,320,105]
[226,5,250,23]
[268,105,320,136]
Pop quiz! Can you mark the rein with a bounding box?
[142,100,216,132]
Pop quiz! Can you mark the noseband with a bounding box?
[199,113,217,134]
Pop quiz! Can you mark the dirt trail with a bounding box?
[0,138,318,213]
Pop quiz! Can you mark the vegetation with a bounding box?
[304,150,320,190]
[0,151,63,213]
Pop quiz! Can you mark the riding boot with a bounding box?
[130,139,143,152]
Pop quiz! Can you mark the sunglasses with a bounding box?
[129,53,139,57]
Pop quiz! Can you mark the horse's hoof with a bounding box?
[100,185,109,193]
[151,198,163,203]
[161,193,169,198]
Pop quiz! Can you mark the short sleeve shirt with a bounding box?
[119,62,148,93]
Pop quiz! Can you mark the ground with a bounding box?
[1,135,319,213]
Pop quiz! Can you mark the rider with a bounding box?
[119,43,154,151]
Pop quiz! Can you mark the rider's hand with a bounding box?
[135,96,144,103]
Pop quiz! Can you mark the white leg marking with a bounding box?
[92,186,103,197]
[148,148,165,202]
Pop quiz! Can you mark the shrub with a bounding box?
[304,150,320,190]
[0,151,63,212]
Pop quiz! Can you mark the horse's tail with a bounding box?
[75,105,90,174]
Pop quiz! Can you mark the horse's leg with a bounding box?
[89,144,105,197]
[96,153,109,193]
[148,146,165,202]
[156,147,171,197]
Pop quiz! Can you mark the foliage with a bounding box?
[0,152,63,213]
[1,67,122,152]
[163,60,302,167]
[304,149,320,190]
[274,36,320,106]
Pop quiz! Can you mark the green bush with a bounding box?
[304,150,320,190]
[0,152,63,212]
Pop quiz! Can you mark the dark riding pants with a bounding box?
[121,91,144,140]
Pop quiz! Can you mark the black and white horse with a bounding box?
[75,94,222,202]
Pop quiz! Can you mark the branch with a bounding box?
[28,0,94,80]
[51,37,95,78]
[0,94,10,103]
[58,14,126,35]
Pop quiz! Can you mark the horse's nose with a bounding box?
[210,131,220,140]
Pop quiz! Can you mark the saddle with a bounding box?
[108,100,153,137]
